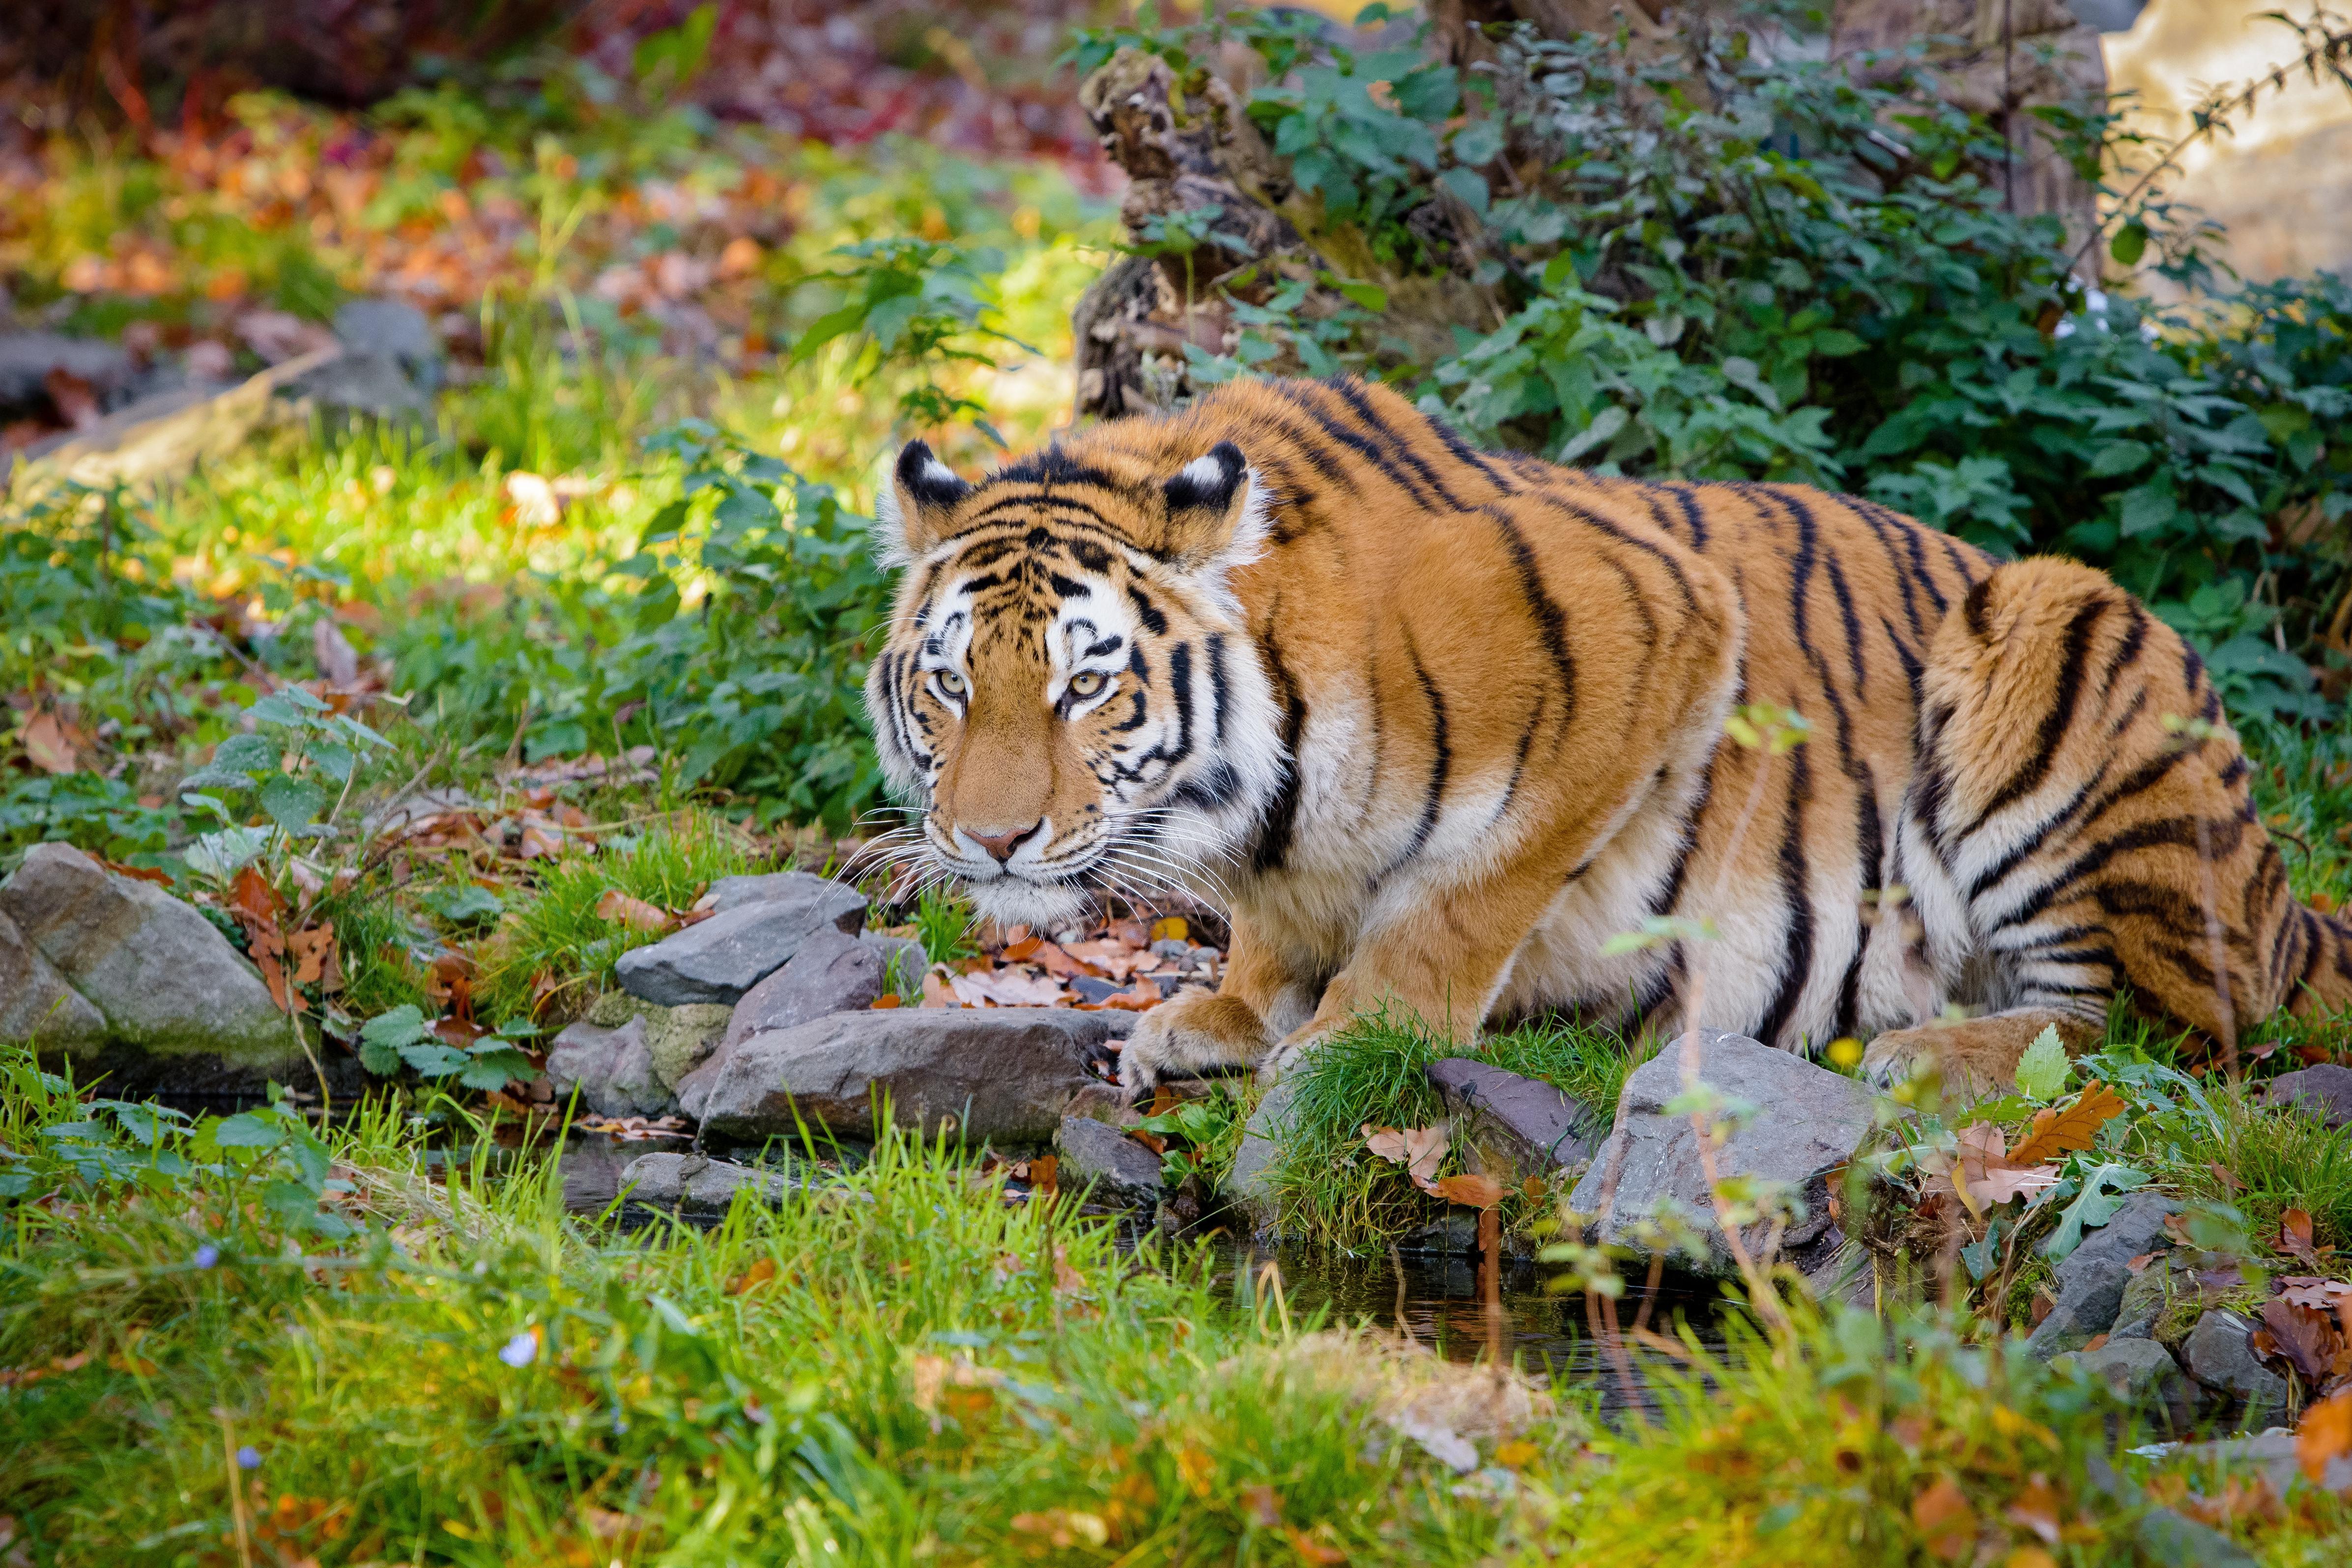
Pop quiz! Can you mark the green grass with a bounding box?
[1262,1010,1643,1253]
[2165,1087,2352,1254]
[0,1047,1534,1566]
[473,814,765,1023]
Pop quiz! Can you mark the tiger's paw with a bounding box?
[1258,1026,1330,1086]
[1119,992,1273,1098]
[1861,1012,2090,1104]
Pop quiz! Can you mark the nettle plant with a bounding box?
[177,684,389,880]
[1080,5,2352,722]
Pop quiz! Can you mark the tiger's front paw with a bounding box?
[1861,1012,2085,1104]
[1119,992,1272,1098]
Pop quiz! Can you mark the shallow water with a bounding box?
[544,1134,1718,1420]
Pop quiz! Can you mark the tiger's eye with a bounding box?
[1068,670,1107,698]
[938,670,967,695]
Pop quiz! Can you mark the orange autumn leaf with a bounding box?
[1286,1526,1346,1565]
[287,922,340,990]
[2002,1475,2063,1545]
[1427,1172,1506,1209]
[728,1257,779,1295]
[1028,1154,1059,1200]
[2299,1389,2352,1482]
[594,888,672,932]
[2006,1081,2126,1166]
[1911,1476,1975,1561]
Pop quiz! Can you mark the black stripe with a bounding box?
[1270,381,1437,510]
[1825,549,1867,693]
[1250,616,1307,875]
[1324,375,1473,512]
[1205,632,1230,744]
[1753,748,1816,1050]
[1970,596,2108,831]
[1479,505,1578,724]
[1396,632,1451,864]
[1125,584,1167,635]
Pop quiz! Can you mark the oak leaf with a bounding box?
[1427,1172,1506,1209]
[1363,1124,1448,1184]
[594,889,672,932]
[2005,1081,2126,1166]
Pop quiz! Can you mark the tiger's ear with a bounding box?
[874,439,973,566]
[1160,441,1268,581]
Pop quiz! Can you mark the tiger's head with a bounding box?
[862,434,1285,928]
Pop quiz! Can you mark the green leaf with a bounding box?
[212,1112,284,1150]
[422,884,504,924]
[357,1037,404,1076]
[400,1041,471,1078]
[359,1005,433,1052]
[2109,223,2149,266]
[258,775,329,833]
[2014,1026,2073,1101]
[2042,1162,2151,1260]
[2088,439,2152,478]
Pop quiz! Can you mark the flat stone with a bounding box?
[0,843,296,1078]
[277,351,427,420]
[721,928,882,1050]
[2162,1427,2352,1496]
[1070,975,1125,1005]
[2180,1309,2293,1426]
[332,298,442,390]
[1224,1073,1301,1227]
[705,871,868,920]
[1427,1056,1599,1183]
[13,347,336,493]
[2260,1062,2352,1130]
[615,881,866,1005]
[545,1015,674,1118]
[2052,1338,2194,1428]
[619,1152,802,1215]
[0,332,134,408]
[1056,1115,1166,1208]
[0,906,107,1050]
[2024,1190,2177,1358]
[1564,1030,1877,1277]
[679,1008,1135,1144]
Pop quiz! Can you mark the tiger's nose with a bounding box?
[964,821,1044,864]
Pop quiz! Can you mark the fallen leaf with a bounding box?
[2207,1162,2244,1194]
[2278,1208,2328,1269]
[20,712,80,774]
[594,889,673,932]
[2279,1276,2352,1310]
[2003,1475,2063,1545]
[999,935,1042,962]
[287,922,341,991]
[1032,941,1104,979]
[1427,1171,1506,1209]
[1239,1484,1281,1528]
[1493,1439,1539,1470]
[1149,915,1189,943]
[921,969,959,1008]
[1910,1475,1975,1561]
[1363,1124,1449,1184]
[950,966,1066,1007]
[1028,1155,1059,1201]
[1285,1525,1347,1565]
[728,1257,778,1295]
[2252,1298,2343,1386]
[2299,1389,2352,1482]
[2006,1081,2126,1166]
[869,994,902,1009]
[99,857,174,887]
[1099,977,1162,1010]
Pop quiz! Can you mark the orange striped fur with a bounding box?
[865,376,2352,1097]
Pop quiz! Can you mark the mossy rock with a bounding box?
[582,992,733,1090]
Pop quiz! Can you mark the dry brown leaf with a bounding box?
[1910,1476,1975,1561]
[287,922,340,991]
[2253,1298,2344,1387]
[2278,1207,2328,1269]
[2299,1389,2352,1482]
[2002,1475,2063,1545]
[2279,1276,2352,1310]
[99,857,173,887]
[1363,1124,1449,1184]
[2006,1081,2126,1166]
[594,889,672,932]
[1427,1172,1506,1209]
[1285,1525,1347,1565]
[1029,1154,1059,1201]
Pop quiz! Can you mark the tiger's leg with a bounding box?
[1118,918,1313,1095]
[1864,558,2287,1098]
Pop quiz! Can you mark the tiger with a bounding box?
[862,373,2352,1101]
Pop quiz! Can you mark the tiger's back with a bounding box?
[866,374,2352,1094]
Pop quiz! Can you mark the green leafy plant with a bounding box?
[356,1005,537,1093]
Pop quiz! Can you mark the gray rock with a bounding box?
[277,351,428,420]
[860,932,929,996]
[642,1003,734,1091]
[615,882,865,1005]
[678,1007,1134,1143]
[1056,1115,1166,1208]
[2180,1309,2292,1425]
[706,871,868,919]
[2161,1428,2352,1496]
[545,1015,674,1118]
[0,332,134,408]
[2083,1453,2260,1568]
[722,928,882,1049]
[2261,1062,2352,1130]
[1427,1056,1599,1183]
[2111,1252,2180,1341]
[619,1152,802,1215]
[14,347,335,491]
[332,299,442,390]
[2052,1338,2193,1424]
[1564,1030,1877,1277]
[0,843,296,1076]
[1224,1073,1302,1226]
[0,907,107,1050]
[2024,1191,2177,1358]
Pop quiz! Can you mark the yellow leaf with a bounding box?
[1148,915,1189,943]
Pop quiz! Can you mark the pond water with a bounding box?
[538,1133,1722,1422]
